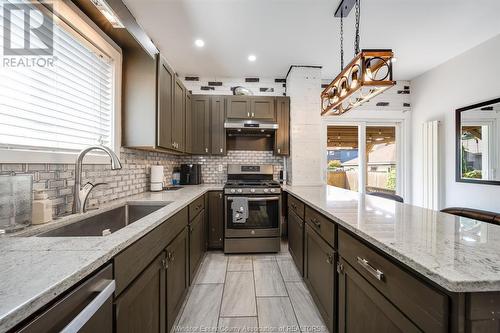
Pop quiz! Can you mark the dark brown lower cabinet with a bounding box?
[338,258,420,333]
[288,210,304,276]
[115,255,166,333]
[208,191,224,249]
[166,227,189,332]
[189,209,206,283]
[304,224,335,333]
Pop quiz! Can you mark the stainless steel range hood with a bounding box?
[224,120,279,130]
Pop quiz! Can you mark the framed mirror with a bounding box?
[456,97,500,185]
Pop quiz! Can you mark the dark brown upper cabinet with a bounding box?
[191,95,211,154]
[185,93,192,154]
[251,97,276,120]
[275,96,290,156]
[226,96,252,119]
[210,96,226,155]
[172,78,186,152]
[158,57,174,150]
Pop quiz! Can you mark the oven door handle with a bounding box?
[226,196,280,202]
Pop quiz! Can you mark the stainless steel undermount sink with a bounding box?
[37,203,168,237]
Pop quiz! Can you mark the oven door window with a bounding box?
[226,196,279,229]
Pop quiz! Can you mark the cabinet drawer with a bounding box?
[338,229,448,333]
[288,195,305,220]
[305,206,335,248]
[114,207,188,296]
[189,195,205,221]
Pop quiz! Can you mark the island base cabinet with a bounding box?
[115,255,166,333]
[338,258,420,333]
[166,228,189,332]
[288,210,304,276]
[189,209,206,283]
[304,224,335,333]
[208,191,224,249]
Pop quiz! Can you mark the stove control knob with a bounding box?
[230,189,236,193]
[237,189,243,193]
[270,188,276,193]
[250,189,255,193]
[264,189,269,193]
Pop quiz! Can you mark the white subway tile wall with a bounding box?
[178,150,284,184]
[182,77,286,96]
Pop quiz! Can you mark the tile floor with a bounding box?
[174,242,327,333]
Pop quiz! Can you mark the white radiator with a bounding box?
[422,120,440,210]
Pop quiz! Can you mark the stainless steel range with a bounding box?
[224,164,281,253]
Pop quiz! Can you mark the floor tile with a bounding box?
[286,282,327,332]
[257,297,299,332]
[220,271,257,317]
[253,259,288,296]
[227,255,253,271]
[252,254,277,261]
[218,317,258,332]
[277,258,302,282]
[176,284,224,332]
[195,252,227,284]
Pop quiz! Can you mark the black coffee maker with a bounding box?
[180,164,202,185]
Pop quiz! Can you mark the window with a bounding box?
[0,0,121,163]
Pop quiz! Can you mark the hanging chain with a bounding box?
[340,8,344,71]
[354,0,361,55]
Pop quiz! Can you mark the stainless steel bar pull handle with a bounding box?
[356,257,384,281]
[60,280,115,333]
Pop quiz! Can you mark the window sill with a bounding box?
[0,148,120,165]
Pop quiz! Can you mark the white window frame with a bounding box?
[321,109,411,202]
[0,0,122,164]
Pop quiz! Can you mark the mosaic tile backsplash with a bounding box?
[0,149,284,217]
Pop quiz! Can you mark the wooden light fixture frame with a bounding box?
[321,49,396,116]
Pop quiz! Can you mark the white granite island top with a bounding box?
[0,184,222,332]
[284,185,500,293]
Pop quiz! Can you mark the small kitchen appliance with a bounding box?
[180,164,202,185]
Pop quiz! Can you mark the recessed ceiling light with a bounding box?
[248,54,257,62]
[194,39,205,48]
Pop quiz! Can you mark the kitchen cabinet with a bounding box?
[288,210,304,276]
[185,93,192,154]
[17,265,113,333]
[337,258,420,333]
[166,227,189,332]
[208,191,224,249]
[275,96,290,156]
[251,97,275,120]
[158,57,175,150]
[172,77,186,152]
[226,96,251,119]
[304,224,336,333]
[191,95,210,154]
[115,255,166,333]
[210,96,226,155]
[189,208,206,283]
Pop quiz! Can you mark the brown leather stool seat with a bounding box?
[367,192,404,203]
[441,207,500,225]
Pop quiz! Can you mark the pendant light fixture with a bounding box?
[321,0,396,116]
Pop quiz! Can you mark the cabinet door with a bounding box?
[288,210,304,276]
[173,78,186,152]
[251,97,275,120]
[189,209,205,283]
[185,93,192,154]
[304,224,335,333]
[208,191,224,249]
[275,97,290,155]
[157,58,174,149]
[166,228,189,332]
[338,258,421,333]
[210,96,225,155]
[226,96,251,119]
[115,255,166,333]
[191,95,210,154]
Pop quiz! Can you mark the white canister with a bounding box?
[150,165,164,191]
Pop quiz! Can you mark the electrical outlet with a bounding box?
[218,164,223,172]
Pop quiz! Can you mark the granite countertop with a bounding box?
[284,185,500,293]
[0,184,222,332]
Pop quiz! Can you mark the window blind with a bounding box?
[0,0,114,153]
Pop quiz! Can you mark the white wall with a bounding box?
[411,34,500,211]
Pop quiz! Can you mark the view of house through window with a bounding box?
[326,125,397,194]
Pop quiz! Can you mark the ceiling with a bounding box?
[122,0,500,80]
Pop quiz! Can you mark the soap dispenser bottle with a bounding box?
[32,190,52,225]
